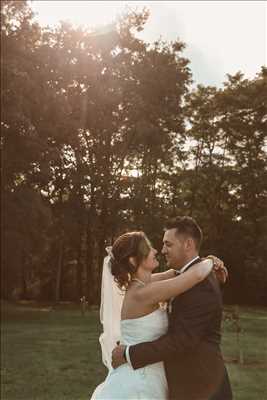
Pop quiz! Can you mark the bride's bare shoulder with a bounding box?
[121,287,156,320]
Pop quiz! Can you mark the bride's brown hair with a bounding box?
[110,231,151,289]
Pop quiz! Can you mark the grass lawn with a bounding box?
[1,301,267,400]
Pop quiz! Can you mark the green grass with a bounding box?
[1,302,106,400]
[221,307,267,400]
[1,302,267,400]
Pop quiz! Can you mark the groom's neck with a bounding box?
[177,253,199,270]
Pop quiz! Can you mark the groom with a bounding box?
[112,216,232,400]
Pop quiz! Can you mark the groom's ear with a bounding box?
[185,237,194,251]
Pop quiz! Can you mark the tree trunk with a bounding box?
[75,229,84,301]
[96,234,106,304]
[190,141,203,215]
[85,212,94,305]
[20,252,28,299]
[55,234,64,303]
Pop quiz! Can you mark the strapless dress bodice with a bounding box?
[91,307,169,399]
[120,307,169,345]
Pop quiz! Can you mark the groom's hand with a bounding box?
[112,344,126,369]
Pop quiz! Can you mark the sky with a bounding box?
[31,0,266,87]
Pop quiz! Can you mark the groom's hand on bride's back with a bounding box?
[112,344,127,369]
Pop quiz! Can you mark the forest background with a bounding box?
[2,0,267,306]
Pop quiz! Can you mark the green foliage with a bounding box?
[184,70,267,304]
[1,1,266,304]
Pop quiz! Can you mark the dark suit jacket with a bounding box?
[129,260,230,400]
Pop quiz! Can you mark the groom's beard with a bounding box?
[167,257,186,270]
[165,253,186,269]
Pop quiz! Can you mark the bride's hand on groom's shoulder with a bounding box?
[206,255,229,284]
[112,344,127,369]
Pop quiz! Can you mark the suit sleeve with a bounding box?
[129,280,218,369]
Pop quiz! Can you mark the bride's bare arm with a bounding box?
[151,256,227,283]
[151,269,176,282]
[133,259,213,305]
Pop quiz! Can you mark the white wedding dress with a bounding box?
[91,307,169,400]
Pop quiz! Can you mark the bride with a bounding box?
[90,231,224,400]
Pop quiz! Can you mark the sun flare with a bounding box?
[31,0,127,29]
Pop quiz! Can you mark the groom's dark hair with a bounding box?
[165,216,203,250]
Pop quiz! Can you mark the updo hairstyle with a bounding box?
[110,231,151,290]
